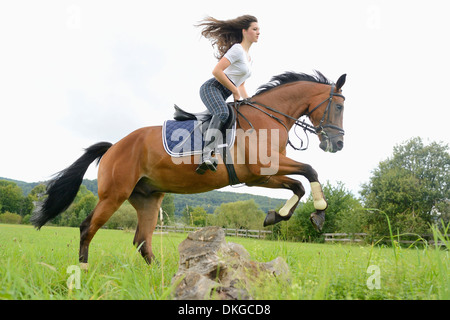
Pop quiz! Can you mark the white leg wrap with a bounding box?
[311,182,327,210]
[279,194,299,217]
[80,263,89,271]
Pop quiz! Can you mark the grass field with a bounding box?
[0,224,448,300]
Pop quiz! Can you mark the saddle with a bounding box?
[162,104,240,185]
[173,105,212,122]
[173,104,236,130]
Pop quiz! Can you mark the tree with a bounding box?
[0,180,24,214]
[211,199,265,230]
[161,193,175,224]
[28,184,46,202]
[191,206,208,227]
[361,137,450,235]
[285,181,363,242]
[181,205,194,226]
[57,185,97,227]
[105,201,137,229]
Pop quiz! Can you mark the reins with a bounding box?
[233,84,345,151]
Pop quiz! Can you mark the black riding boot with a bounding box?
[196,115,225,174]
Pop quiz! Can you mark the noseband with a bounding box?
[234,84,345,151]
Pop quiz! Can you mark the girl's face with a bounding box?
[243,22,260,43]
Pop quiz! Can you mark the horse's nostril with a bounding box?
[337,140,344,150]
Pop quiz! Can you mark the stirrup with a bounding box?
[196,152,218,175]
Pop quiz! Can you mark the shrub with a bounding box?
[0,211,22,224]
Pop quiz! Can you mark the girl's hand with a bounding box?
[233,89,241,101]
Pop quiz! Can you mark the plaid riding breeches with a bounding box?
[199,77,232,122]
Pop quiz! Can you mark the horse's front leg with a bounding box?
[247,175,305,226]
[274,155,328,231]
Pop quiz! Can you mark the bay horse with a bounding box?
[31,71,346,267]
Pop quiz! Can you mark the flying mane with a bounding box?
[255,70,333,96]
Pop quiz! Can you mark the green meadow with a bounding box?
[0,224,448,300]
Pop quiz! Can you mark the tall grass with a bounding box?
[0,224,448,300]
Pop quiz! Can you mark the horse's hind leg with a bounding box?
[79,197,125,268]
[129,192,165,265]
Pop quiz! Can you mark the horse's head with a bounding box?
[308,74,346,153]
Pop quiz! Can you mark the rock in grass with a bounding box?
[171,226,290,300]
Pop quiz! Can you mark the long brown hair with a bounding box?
[197,15,258,60]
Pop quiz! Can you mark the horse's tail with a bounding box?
[31,142,113,229]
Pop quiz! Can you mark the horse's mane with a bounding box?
[255,70,333,96]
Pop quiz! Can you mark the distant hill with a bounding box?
[0,177,42,196]
[171,190,286,214]
[0,177,99,197]
[0,177,287,215]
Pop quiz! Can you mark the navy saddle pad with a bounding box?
[162,106,236,157]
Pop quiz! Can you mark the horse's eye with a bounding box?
[336,104,343,111]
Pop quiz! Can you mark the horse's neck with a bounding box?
[253,82,323,129]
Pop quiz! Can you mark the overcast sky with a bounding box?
[1,0,449,200]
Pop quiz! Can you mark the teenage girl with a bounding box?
[196,15,260,174]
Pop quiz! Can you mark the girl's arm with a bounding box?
[212,57,241,101]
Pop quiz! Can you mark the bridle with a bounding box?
[233,84,345,151]
[305,84,345,135]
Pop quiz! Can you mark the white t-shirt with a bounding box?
[223,43,252,88]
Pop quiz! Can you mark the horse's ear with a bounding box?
[335,74,347,91]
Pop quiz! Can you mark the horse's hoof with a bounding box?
[310,211,325,232]
[263,210,284,227]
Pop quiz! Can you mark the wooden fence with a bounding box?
[324,233,367,243]
[155,225,272,239]
[154,227,446,245]
[324,232,448,246]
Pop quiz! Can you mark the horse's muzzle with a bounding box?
[319,137,344,153]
